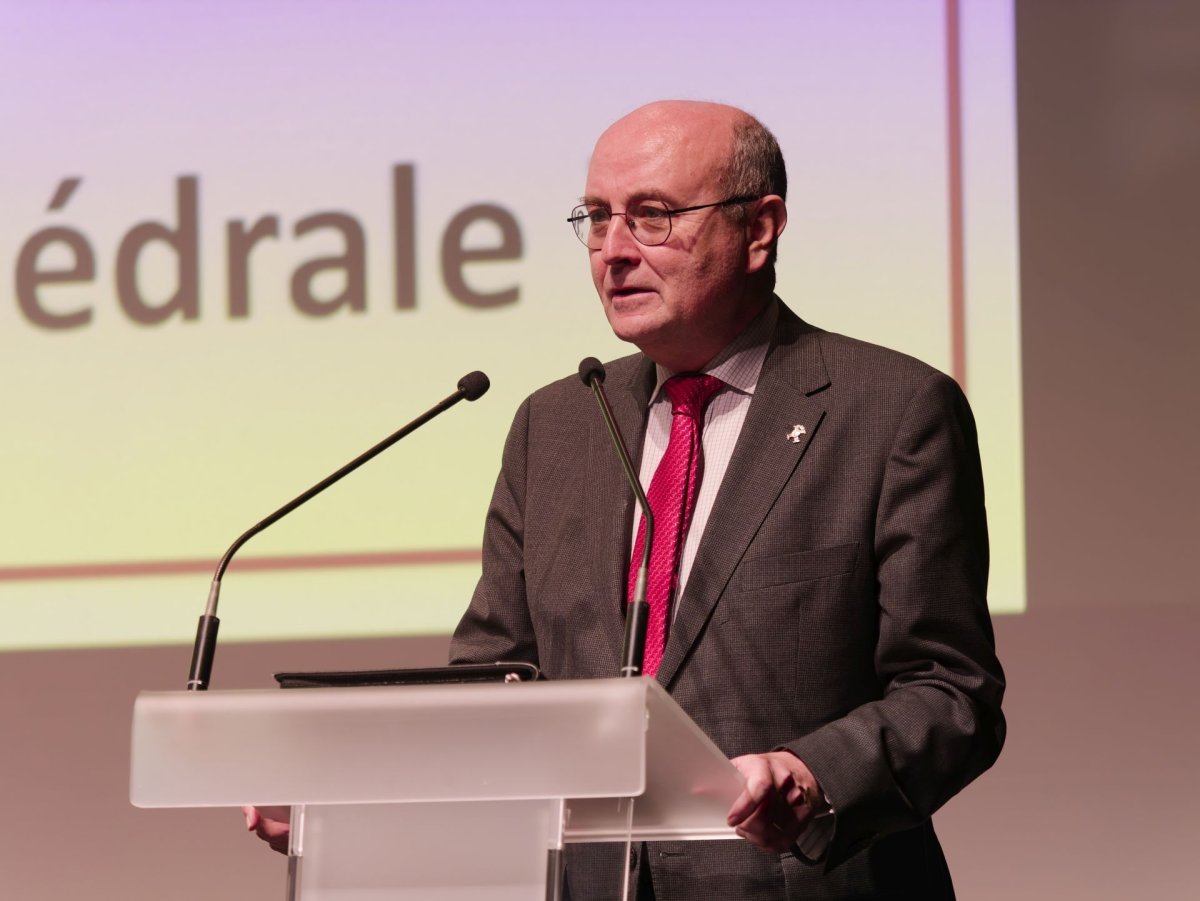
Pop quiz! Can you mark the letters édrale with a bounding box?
[13,164,522,330]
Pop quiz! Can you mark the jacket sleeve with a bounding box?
[448,395,540,667]
[784,371,1006,869]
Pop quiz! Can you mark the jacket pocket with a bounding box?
[735,542,859,591]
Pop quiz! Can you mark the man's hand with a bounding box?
[243,806,291,855]
[727,751,825,853]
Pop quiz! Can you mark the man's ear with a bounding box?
[745,195,787,274]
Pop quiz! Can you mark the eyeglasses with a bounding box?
[567,195,760,248]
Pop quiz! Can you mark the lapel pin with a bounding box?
[786,424,807,443]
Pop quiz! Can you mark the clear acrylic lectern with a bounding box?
[131,678,742,900]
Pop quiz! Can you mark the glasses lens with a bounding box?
[627,201,671,246]
[569,201,674,247]
[570,204,606,246]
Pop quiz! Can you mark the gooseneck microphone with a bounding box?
[578,357,653,678]
[185,371,491,691]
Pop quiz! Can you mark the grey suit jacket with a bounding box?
[450,303,1006,900]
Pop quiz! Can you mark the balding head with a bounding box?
[593,101,787,277]
[600,101,787,208]
[581,101,788,371]
[600,101,787,197]
[597,100,746,150]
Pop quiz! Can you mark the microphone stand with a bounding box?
[579,359,652,678]
[185,372,490,690]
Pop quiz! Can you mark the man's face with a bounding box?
[583,104,764,372]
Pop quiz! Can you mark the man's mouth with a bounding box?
[610,286,652,301]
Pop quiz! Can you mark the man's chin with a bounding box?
[605,313,663,350]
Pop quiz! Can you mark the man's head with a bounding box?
[580,100,787,372]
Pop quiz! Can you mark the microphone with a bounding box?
[185,371,490,691]
[578,357,652,678]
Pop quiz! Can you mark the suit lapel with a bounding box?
[656,311,831,688]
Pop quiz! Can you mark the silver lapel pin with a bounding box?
[786,424,807,443]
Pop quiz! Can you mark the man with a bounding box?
[448,101,1004,899]
[251,100,1004,899]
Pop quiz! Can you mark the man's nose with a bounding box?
[599,214,641,264]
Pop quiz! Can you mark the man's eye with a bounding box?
[633,205,669,222]
[587,208,611,225]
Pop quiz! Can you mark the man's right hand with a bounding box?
[243,806,290,855]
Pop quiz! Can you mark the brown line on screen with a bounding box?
[0,548,483,583]
[945,0,967,390]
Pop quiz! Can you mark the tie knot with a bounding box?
[663,373,724,420]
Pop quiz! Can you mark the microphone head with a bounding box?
[578,357,606,387]
[457,371,490,401]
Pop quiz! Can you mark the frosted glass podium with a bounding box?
[130,678,743,900]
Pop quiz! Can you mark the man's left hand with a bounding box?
[727,751,825,853]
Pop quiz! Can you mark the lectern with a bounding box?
[131,678,742,900]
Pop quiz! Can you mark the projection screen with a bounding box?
[0,0,1021,650]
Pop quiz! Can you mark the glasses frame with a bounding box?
[567,194,761,248]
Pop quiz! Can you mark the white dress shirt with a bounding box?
[633,300,778,605]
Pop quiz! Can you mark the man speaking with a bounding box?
[252,100,1005,899]
[450,100,1004,899]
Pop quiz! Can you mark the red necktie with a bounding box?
[628,373,724,677]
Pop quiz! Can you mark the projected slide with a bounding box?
[0,0,1021,649]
